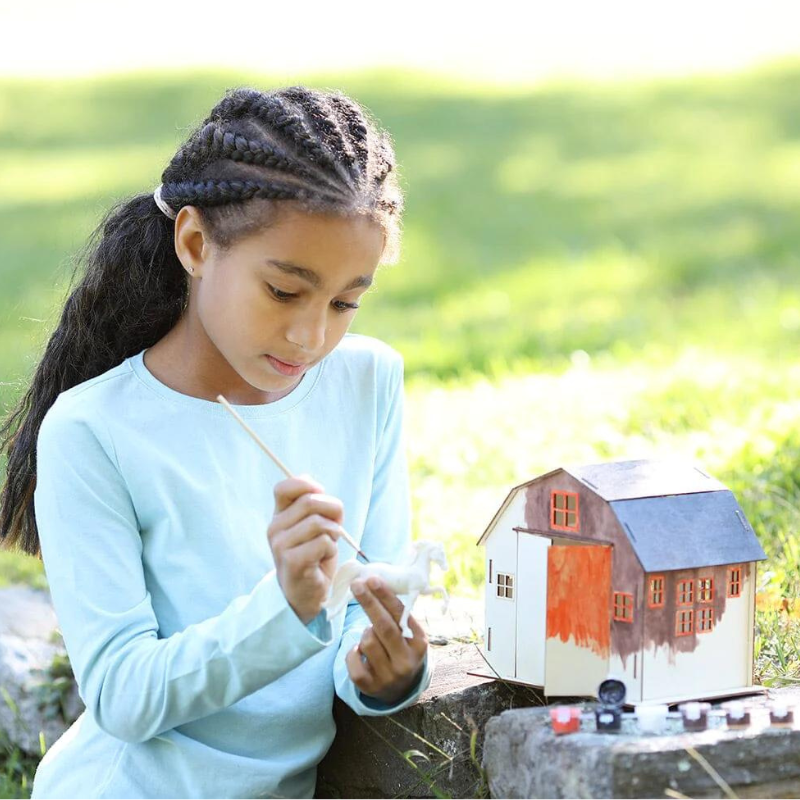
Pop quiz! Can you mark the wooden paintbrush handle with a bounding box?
[217,394,370,562]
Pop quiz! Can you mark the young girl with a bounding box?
[0,85,432,799]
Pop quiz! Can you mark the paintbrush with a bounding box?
[216,394,371,563]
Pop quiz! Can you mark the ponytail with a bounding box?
[0,192,187,556]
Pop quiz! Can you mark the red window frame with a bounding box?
[613,591,634,623]
[698,576,714,603]
[551,490,580,532]
[727,567,741,598]
[677,579,694,605]
[697,607,714,633]
[648,575,665,608]
[676,608,694,636]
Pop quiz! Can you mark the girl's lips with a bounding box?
[264,354,308,376]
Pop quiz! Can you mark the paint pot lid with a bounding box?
[598,678,626,706]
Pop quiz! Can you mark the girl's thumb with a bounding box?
[297,472,325,491]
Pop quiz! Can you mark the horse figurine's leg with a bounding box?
[398,590,419,638]
[323,561,366,621]
[422,584,449,613]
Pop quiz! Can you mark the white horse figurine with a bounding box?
[322,540,449,638]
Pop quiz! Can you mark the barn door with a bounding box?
[515,533,551,685]
[544,544,612,697]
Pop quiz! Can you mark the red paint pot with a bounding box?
[550,706,582,735]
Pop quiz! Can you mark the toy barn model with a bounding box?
[475,459,767,705]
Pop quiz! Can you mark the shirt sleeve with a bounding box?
[33,399,334,745]
[333,352,434,716]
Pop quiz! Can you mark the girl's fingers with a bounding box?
[404,613,429,655]
[346,644,375,692]
[275,490,345,530]
[284,530,339,573]
[358,626,391,674]
[273,474,325,514]
[353,580,430,661]
[286,514,347,549]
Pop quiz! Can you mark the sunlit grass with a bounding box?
[2,61,800,796]
[0,146,169,208]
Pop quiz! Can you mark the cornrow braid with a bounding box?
[281,87,357,171]
[162,178,314,207]
[328,94,370,179]
[182,122,345,192]
[255,94,343,178]
[202,88,263,125]
[374,134,396,185]
[201,90,343,179]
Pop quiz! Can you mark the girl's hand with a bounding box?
[345,576,429,705]
[268,474,346,625]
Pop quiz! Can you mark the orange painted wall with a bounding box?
[546,544,612,658]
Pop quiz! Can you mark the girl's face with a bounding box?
[173,202,385,402]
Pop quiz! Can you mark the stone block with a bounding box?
[483,686,800,798]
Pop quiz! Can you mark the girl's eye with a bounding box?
[266,284,360,313]
[333,300,360,312]
[267,285,296,301]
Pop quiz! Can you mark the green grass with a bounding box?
[1,61,800,796]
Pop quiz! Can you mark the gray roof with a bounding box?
[567,459,726,501]
[477,459,768,570]
[611,491,767,572]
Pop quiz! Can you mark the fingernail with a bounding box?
[352,581,365,596]
[367,577,381,591]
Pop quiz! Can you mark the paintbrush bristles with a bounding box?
[216,393,370,563]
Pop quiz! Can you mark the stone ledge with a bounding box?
[315,642,545,799]
[482,686,800,799]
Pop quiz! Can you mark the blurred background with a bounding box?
[1,2,800,777]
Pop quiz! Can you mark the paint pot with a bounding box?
[769,701,795,727]
[724,701,751,729]
[635,703,669,734]
[549,706,581,735]
[595,677,626,732]
[678,701,711,732]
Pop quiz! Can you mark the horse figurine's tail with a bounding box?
[321,559,363,620]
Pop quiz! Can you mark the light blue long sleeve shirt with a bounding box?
[30,332,433,799]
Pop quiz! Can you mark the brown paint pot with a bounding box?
[724,701,751,729]
[769,701,795,727]
[679,701,711,731]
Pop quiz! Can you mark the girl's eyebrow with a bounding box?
[266,259,373,292]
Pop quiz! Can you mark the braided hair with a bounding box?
[0,85,404,557]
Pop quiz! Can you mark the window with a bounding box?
[613,591,634,622]
[698,608,714,633]
[677,579,694,605]
[648,576,665,608]
[497,572,514,599]
[698,577,714,602]
[551,490,580,531]
[728,567,741,598]
[676,609,694,636]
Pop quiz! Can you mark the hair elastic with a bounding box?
[153,184,178,220]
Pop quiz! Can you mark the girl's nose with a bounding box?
[285,310,327,353]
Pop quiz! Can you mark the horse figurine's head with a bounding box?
[408,540,449,573]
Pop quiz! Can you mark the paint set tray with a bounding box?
[550,700,797,736]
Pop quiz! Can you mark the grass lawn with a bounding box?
[1,62,799,797]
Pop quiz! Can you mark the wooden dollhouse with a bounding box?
[474,459,767,705]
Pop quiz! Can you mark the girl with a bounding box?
[0,85,432,798]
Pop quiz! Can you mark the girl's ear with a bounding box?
[174,206,210,277]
